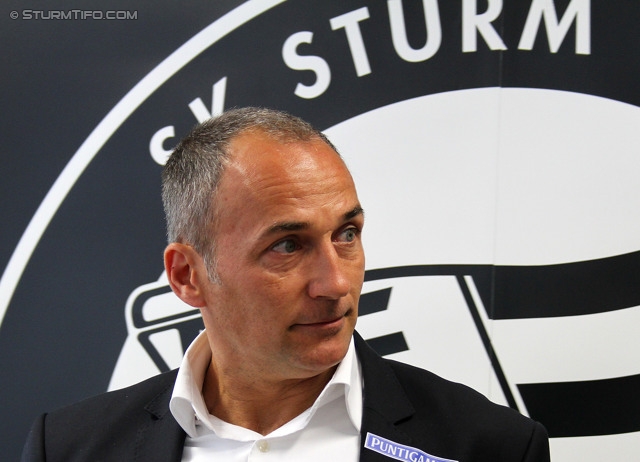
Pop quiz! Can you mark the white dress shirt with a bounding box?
[170,331,363,461]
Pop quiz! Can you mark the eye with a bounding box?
[271,239,300,254]
[337,227,359,243]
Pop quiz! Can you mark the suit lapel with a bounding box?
[134,370,187,462]
[128,335,416,462]
[354,332,417,462]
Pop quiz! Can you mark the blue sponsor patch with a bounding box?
[364,433,458,462]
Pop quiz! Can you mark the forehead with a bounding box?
[228,129,340,170]
[227,130,352,189]
[214,131,359,232]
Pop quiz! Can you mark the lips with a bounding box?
[292,307,353,329]
[303,316,343,327]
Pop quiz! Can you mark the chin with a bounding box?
[301,334,352,372]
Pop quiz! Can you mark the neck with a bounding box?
[202,363,337,435]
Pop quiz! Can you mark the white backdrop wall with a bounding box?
[2,1,639,460]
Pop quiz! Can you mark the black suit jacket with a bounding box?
[22,332,550,461]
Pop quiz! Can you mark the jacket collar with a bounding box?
[139,333,416,461]
[139,370,186,461]
[353,331,418,461]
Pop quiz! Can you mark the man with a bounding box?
[22,107,550,461]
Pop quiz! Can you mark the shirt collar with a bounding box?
[169,330,212,437]
[170,330,363,438]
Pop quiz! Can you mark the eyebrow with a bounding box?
[345,205,364,221]
[263,205,364,237]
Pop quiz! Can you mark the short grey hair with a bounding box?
[161,107,338,280]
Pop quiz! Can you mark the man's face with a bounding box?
[199,131,365,383]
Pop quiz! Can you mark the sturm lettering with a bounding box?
[149,77,227,165]
[149,0,591,164]
[283,0,590,99]
[20,9,137,20]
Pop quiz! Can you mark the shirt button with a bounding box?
[257,440,270,453]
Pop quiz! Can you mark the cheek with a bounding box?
[349,250,366,285]
[261,274,304,304]
[235,272,300,313]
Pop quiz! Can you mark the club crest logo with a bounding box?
[2,2,640,460]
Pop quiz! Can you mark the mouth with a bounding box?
[292,308,353,332]
[303,316,344,328]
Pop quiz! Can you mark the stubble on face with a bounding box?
[199,130,365,388]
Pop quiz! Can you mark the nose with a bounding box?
[307,242,351,300]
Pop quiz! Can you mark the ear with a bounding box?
[164,243,208,307]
